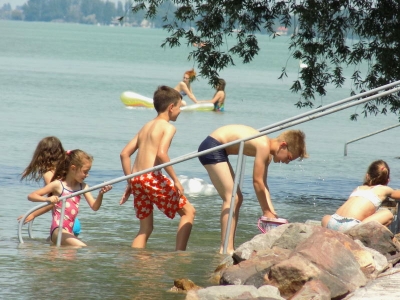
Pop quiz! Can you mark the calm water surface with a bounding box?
[1,20,399,299]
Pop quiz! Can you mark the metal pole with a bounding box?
[239,156,246,189]
[28,220,33,238]
[18,202,48,243]
[223,141,245,254]
[258,80,400,133]
[344,123,400,156]
[56,199,67,247]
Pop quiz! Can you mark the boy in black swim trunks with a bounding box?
[198,124,308,254]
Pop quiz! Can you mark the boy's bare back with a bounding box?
[132,119,176,172]
[210,124,270,157]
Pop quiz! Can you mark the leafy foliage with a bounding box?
[132,0,400,120]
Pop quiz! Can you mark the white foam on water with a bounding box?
[178,175,217,195]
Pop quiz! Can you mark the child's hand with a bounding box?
[120,184,131,205]
[17,214,35,224]
[174,181,184,196]
[47,196,59,204]
[99,185,112,194]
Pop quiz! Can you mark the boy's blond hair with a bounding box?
[277,130,308,159]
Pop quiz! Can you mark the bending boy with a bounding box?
[120,86,196,251]
[198,125,307,254]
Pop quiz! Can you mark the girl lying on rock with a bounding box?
[321,159,400,232]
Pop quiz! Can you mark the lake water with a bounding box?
[1,20,399,299]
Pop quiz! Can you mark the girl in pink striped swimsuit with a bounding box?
[28,149,112,247]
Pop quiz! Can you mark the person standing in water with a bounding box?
[198,78,226,112]
[174,68,198,106]
[19,136,81,236]
[120,86,196,250]
[198,125,307,254]
[27,149,112,247]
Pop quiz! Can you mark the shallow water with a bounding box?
[1,20,399,299]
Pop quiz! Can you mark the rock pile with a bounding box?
[178,221,400,300]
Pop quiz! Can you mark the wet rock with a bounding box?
[211,254,235,283]
[267,228,368,299]
[221,248,290,287]
[170,278,202,293]
[290,279,331,300]
[345,221,399,256]
[185,285,284,300]
[195,222,400,299]
[232,224,289,262]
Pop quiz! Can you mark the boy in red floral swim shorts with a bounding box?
[120,86,196,251]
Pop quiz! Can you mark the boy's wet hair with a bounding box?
[153,86,182,113]
[364,160,390,186]
[278,130,308,159]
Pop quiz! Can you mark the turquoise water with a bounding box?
[1,20,399,299]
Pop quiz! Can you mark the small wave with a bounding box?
[178,175,217,195]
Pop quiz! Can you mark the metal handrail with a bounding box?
[18,81,400,251]
[344,123,400,156]
[223,141,245,253]
[258,79,400,132]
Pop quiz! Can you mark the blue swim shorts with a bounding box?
[198,136,229,165]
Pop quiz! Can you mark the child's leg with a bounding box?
[204,162,243,254]
[132,212,153,248]
[175,201,196,251]
[321,215,332,227]
[362,209,394,227]
[51,228,87,247]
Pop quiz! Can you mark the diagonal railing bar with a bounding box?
[344,123,400,156]
[18,82,400,247]
[258,80,400,132]
[223,141,245,254]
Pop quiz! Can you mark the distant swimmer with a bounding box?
[198,78,226,112]
[174,69,198,106]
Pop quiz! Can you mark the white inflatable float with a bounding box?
[120,91,214,111]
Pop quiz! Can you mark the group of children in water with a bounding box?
[173,68,226,112]
[20,84,400,254]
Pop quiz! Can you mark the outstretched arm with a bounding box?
[20,170,57,223]
[179,82,198,104]
[389,188,400,200]
[253,153,277,218]
[17,205,54,224]
[83,183,113,211]
[28,181,61,204]
[120,135,139,204]
[198,91,224,104]
[120,135,139,179]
